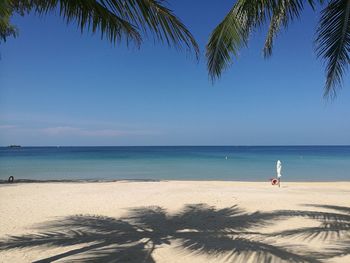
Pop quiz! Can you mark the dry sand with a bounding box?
[0,181,349,262]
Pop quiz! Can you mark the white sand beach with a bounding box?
[1,181,350,262]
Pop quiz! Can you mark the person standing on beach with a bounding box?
[276,160,282,187]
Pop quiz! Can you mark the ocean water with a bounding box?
[0,146,349,181]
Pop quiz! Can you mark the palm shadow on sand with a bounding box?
[0,204,349,262]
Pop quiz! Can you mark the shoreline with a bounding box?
[1,178,350,184]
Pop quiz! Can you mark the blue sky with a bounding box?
[0,1,349,146]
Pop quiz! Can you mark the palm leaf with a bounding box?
[263,7,286,58]
[18,0,142,46]
[263,0,307,57]
[0,0,18,42]
[4,0,199,57]
[315,0,350,97]
[206,3,250,81]
[207,0,323,80]
[119,0,199,57]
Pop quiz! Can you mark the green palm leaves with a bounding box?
[207,0,349,97]
[206,4,249,82]
[0,0,199,57]
[0,0,18,42]
[207,0,317,81]
[315,0,350,97]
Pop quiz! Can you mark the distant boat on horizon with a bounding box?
[7,145,21,148]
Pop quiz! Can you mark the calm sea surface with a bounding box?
[0,146,349,181]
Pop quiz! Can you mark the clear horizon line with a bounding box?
[2,144,350,147]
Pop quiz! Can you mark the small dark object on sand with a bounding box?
[270,178,279,186]
[8,176,14,183]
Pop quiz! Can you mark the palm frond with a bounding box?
[263,0,306,57]
[263,8,285,58]
[5,0,199,56]
[119,0,199,57]
[0,0,17,42]
[315,0,350,97]
[207,0,323,80]
[23,0,142,46]
[206,3,250,81]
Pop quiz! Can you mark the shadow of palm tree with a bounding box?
[1,203,349,262]
[271,204,350,260]
[271,204,350,240]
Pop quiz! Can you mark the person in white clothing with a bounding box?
[276,160,282,187]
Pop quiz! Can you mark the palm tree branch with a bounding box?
[315,0,350,97]
[27,0,142,45]
[206,3,250,81]
[0,0,18,42]
[206,0,322,80]
[6,0,199,56]
[263,5,286,58]
[120,0,199,57]
[263,0,308,57]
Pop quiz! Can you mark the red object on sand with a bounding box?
[271,178,278,185]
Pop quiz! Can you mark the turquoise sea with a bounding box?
[0,146,349,181]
